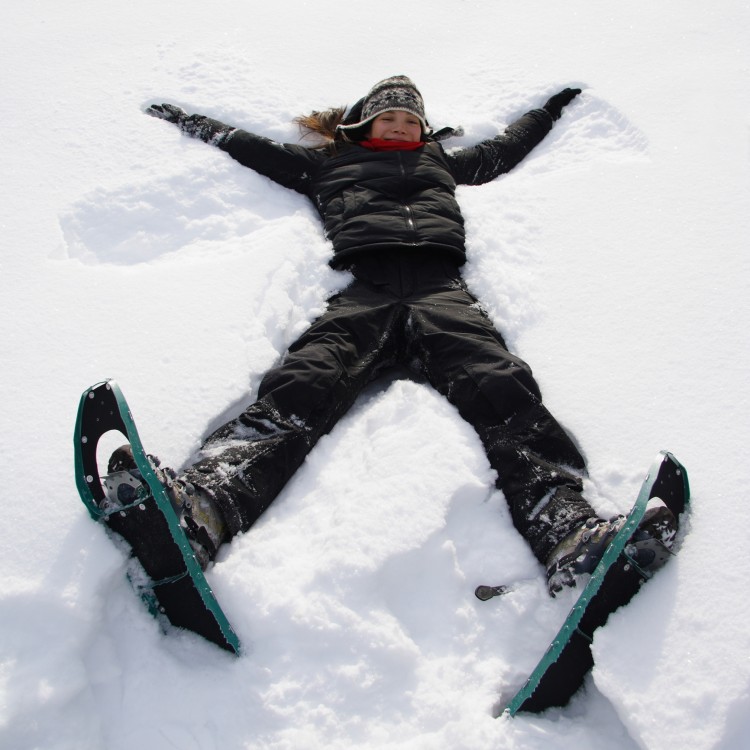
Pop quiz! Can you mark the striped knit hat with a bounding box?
[337,75,430,138]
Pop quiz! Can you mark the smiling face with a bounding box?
[367,110,423,142]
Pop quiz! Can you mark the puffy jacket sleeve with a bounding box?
[443,109,554,186]
[219,130,324,194]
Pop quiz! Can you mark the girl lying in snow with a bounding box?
[108,75,675,595]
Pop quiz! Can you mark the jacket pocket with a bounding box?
[342,186,372,219]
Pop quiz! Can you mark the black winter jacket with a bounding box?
[218,109,554,268]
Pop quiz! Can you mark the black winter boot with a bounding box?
[103,445,228,569]
[545,498,677,597]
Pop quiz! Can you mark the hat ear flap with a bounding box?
[342,97,365,126]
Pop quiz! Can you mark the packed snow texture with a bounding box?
[2,1,749,748]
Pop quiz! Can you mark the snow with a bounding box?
[1,1,749,748]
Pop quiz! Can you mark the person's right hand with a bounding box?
[145,103,187,124]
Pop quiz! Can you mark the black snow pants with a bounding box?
[184,250,595,564]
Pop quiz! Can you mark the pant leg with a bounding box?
[407,282,594,563]
[184,280,402,535]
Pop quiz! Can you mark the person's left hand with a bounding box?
[543,88,582,121]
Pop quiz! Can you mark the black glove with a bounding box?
[145,103,235,144]
[543,88,582,121]
[145,102,188,124]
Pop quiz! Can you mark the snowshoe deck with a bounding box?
[74,380,241,654]
[505,450,689,715]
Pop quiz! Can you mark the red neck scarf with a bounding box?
[360,138,425,152]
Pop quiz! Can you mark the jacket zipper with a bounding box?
[398,153,417,240]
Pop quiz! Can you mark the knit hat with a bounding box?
[337,75,430,139]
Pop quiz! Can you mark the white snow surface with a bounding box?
[2,1,749,748]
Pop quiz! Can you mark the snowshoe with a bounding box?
[74,379,240,654]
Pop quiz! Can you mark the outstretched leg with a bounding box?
[408,284,594,563]
[183,281,402,535]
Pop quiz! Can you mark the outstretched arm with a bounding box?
[445,88,582,186]
[145,103,322,194]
